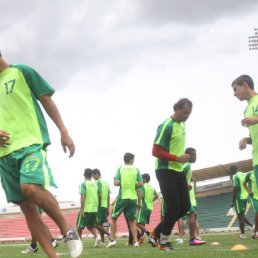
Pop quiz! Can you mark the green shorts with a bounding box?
[235,198,247,214]
[76,210,97,230]
[112,198,137,220]
[97,206,108,224]
[254,165,258,188]
[0,144,56,203]
[250,198,258,214]
[182,205,197,220]
[136,205,151,224]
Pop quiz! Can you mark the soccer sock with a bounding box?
[31,243,37,249]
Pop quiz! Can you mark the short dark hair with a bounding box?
[84,168,92,178]
[230,164,238,175]
[232,75,254,90]
[142,173,150,183]
[185,147,196,155]
[92,168,101,176]
[173,98,192,111]
[124,152,134,163]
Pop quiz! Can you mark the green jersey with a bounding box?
[140,183,157,210]
[80,180,98,212]
[154,117,186,172]
[245,95,258,167]
[96,179,111,208]
[115,165,143,200]
[183,162,196,206]
[233,172,249,200]
[0,64,54,157]
[245,171,258,200]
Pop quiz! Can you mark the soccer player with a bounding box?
[149,98,192,251]
[232,75,258,187]
[106,153,143,248]
[136,173,158,244]
[243,170,258,239]
[76,168,100,247]
[92,168,111,245]
[230,164,253,239]
[178,148,206,245]
[22,206,59,253]
[0,51,82,258]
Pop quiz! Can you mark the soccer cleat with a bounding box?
[148,236,158,247]
[52,239,59,248]
[133,241,139,247]
[63,228,83,258]
[21,245,38,254]
[138,236,144,245]
[125,242,132,247]
[176,238,184,244]
[238,234,246,239]
[150,228,160,240]
[251,233,258,240]
[159,242,173,251]
[189,238,206,245]
[94,235,101,248]
[106,240,116,248]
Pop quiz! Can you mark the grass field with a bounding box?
[0,232,257,257]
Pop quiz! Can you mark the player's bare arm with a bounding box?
[243,182,253,196]
[0,130,10,148]
[241,117,258,127]
[39,94,75,157]
[239,137,252,150]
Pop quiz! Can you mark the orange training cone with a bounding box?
[231,244,247,251]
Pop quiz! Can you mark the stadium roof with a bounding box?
[192,159,253,182]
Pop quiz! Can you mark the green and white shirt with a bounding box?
[140,183,157,211]
[80,180,98,212]
[115,165,143,200]
[0,64,54,157]
[233,172,249,200]
[244,171,258,200]
[183,162,196,206]
[245,95,258,167]
[154,117,186,172]
[96,179,111,208]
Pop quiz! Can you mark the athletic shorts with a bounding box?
[136,205,151,224]
[112,198,137,220]
[0,144,56,203]
[235,198,247,214]
[182,205,197,220]
[250,198,258,214]
[76,210,97,230]
[97,207,108,224]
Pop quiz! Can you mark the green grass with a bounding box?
[0,232,257,257]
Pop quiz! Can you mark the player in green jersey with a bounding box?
[106,153,143,248]
[243,170,258,239]
[230,164,253,239]
[177,148,206,245]
[0,51,82,258]
[76,168,100,247]
[92,168,111,245]
[136,173,158,245]
[150,98,192,251]
[232,75,258,188]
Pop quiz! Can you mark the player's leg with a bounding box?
[188,211,197,239]
[20,200,58,258]
[237,213,245,236]
[128,219,138,244]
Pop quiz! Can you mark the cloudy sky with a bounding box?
[1,0,258,206]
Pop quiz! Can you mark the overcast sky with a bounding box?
[1,0,258,206]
